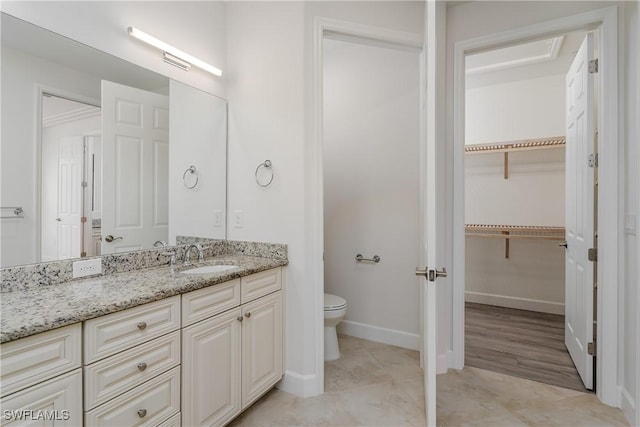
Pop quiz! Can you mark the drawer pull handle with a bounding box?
[137,409,147,418]
[137,362,148,371]
[245,312,251,318]
[136,322,147,330]
[237,316,243,322]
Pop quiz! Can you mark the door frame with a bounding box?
[450,6,620,405]
[36,85,100,263]
[310,16,423,396]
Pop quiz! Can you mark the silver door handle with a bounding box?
[104,235,123,243]
[559,241,568,248]
[56,218,61,222]
[416,267,447,282]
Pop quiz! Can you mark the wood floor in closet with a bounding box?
[465,302,589,393]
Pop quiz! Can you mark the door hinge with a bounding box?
[588,248,597,262]
[587,342,596,356]
[80,251,87,257]
[81,181,88,188]
[81,216,87,223]
[589,59,599,74]
[588,153,598,167]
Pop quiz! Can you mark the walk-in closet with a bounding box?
[463,30,595,393]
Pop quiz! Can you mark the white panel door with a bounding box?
[417,2,445,425]
[57,136,84,259]
[101,81,169,254]
[564,33,595,390]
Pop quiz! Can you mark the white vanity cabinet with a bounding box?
[181,268,284,427]
[83,295,181,426]
[0,324,83,426]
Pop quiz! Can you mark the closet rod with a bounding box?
[465,224,566,258]
[465,136,566,180]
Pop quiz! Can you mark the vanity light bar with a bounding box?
[127,26,222,77]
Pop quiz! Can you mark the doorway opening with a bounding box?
[40,93,101,262]
[465,30,597,391]
[322,32,421,357]
[462,29,599,393]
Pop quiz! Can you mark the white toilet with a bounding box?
[324,293,347,361]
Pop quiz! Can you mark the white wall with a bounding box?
[465,75,566,314]
[465,74,566,144]
[0,1,227,98]
[227,0,424,397]
[169,80,227,243]
[323,38,420,348]
[446,0,637,418]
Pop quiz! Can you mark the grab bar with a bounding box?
[1,207,24,219]
[355,253,381,263]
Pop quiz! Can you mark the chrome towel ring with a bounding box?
[183,165,199,189]
[255,160,274,188]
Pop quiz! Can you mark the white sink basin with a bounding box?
[180,265,238,275]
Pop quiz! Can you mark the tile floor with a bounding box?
[229,335,629,427]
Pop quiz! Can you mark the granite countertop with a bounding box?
[0,255,287,343]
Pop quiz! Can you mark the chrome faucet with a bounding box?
[183,244,200,265]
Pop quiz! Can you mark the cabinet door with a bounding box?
[241,291,283,409]
[0,369,82,427]
[182,308,241,426]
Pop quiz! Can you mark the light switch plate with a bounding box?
[73,259,102,278]
[624,214,637,235]
[233,210,243,228]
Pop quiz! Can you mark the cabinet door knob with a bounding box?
[136,322,147,330]
[237,316,243,322]
[137,362,147,371]
[137,409,147,418]
[245,312,251,318]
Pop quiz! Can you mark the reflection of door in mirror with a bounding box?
[41,94,100,262]
[101,80,169,254]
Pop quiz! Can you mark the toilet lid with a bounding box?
[324,293,346,310]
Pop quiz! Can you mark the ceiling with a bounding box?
[466,29,590,88]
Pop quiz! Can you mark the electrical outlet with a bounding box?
[73,258,102,278]
[233,210,244,228]
[214,210,223,227]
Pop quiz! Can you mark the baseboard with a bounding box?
[277,370,322,398]
[465,291,565,315]
[620,387,636,427]
[338,320,419,351]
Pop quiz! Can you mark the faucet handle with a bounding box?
[197,245,209,262]
[161,250,177,267]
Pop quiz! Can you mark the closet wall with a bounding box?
[465,73,566,314]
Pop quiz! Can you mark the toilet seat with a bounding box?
[324,293,347,311]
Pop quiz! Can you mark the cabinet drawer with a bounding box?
[0,368,82,427]
[84,331,180,410]
[182,279,240,326]
[85,366,180,427]
[0,324,81,397]
[157,412,180,427]
[240,268,281,303]
[84,296,180,364]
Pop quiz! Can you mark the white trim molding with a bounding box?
[465,291,564,315]
[451,6,621,407]
[277,370,320,398]
[338,321,420,351]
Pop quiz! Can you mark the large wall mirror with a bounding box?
[1,13,227,268]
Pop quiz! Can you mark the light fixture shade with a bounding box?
[128,26,222,77]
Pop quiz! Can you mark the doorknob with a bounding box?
[559,241,568,248]
[415,267,447,282]
[104,235,123,243]
[56,218,61,222]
